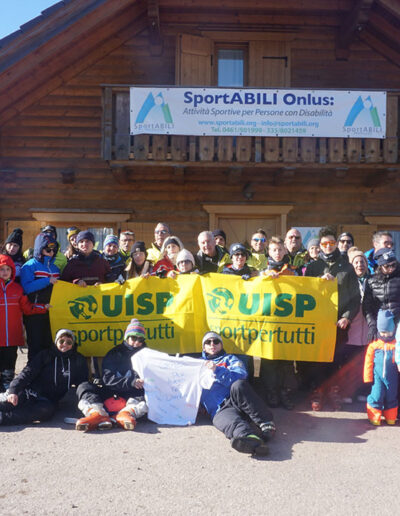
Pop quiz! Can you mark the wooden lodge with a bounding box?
[1,0,400,251]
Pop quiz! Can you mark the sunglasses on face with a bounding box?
[44,247,55,252]
[382,262,397,270]
[288,235,301,240]
[204,338,222,345]
[131,336,145,343]
[320,240,336,248]
[233,252,246,258]
[339,239,352,244]
[155,230,168,235]
[252,238,266,243]
[58,338,73,345]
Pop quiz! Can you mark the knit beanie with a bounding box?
[374,247,396,267]
[161,236,184,254]
[124,318,146,340]
[377,310,395,334]
[5,228,23,247]
[307,238,319,252]
[202,331,223,349]
[212,229,227,242]
[76,230,95,245]
[131,241,146,254]
[176,249,195,266]
[67,227,80,241]
[55,329,76,344]
[103,234,119,250]
[347,246,367,265]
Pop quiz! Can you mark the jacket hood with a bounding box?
[33,233,59,261]
[0,254,16,282]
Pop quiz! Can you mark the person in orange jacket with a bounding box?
[363,309,398,426]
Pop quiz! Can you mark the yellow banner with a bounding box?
[50,274,337,361]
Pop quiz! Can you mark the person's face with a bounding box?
[105,243,118,256]
[198,235,216,256]
[251,233,267,253]
[214,235,226,248]
[0,265,12,281]
[338,236,353,253]
[177,259,193,273]
[232,252,247,269]
[269,243,285,262]
[69,235,77,248]
[320,235,337,254]
[154,224,170,247]
[77,239,94,256]
[119,234,135,253]
[5,242,19,256]
[308,245,320,260]
[203,337,223,355]
[285,230,302,253]
[353,256,367,277]
[133,251,146,266]
[126,335,145,348]
[56,335,74,353]
[166,243,180,260]
[42,247,55,258]
[380,261,397,275]
[375,235,394,251]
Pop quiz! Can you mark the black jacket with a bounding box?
[362,264,400,330]
[102,341,145,397]
[195,246,229,274]
[305,249,360,321]
[8,346,88,402]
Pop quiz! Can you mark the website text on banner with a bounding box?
[49,275,338,361]
[130,87,386,139]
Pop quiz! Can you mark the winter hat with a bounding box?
[5,228,23,247]
[55,329,76,344]
[229,243,248,257]
[131,241,146,254]
[307,238,319,252]
[124,318,146,340]
[41,225,57,239]
[347,246,367,265]
[67,227,80,241]
[103,234,119,250]
[377,310,395,334]
[76,230,95,245]
[176,249,195,266]
[161,236,184,254]
[374,247,397,267]
[202,331,223,349]
[212,229,227,242]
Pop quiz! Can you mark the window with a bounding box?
[216,46,246,87]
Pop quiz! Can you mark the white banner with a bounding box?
[130,87,386,139]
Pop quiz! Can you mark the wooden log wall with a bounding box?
[1,26,400,252]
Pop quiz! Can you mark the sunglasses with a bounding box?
[58,338,73,345]
[155,230,168,235]
[233,252,247,258]
[44,247,55,252]
[252,238,266,243]
[339,239,352,244]
[204,338,222,345]
[130,336,145,343]
[382,262,397,270]
[288,235,301,240]
[320,240,336,248]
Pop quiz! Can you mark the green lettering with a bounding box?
[262,293,271,315]
[295,294,316,317]
[239,293,260,315]
[274,293,293,317]
[125,294,134,316]
[156,292,173,314]
[102,295,122,317]
[137,293,154,315]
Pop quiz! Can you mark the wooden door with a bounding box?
[249,41,291,87]
[176,34,213,86]
[218,217,279,248]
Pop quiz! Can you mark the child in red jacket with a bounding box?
[0,254,49,391]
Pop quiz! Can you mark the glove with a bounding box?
[116,274,125,285]
[367,327,377,343]
[241,274,250,280]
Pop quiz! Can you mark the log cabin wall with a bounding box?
[0,0,400,252]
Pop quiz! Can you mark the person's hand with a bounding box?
[167,270,177,279]
[141,273,150,279]
[134,379,144,389]
[77,279,87,287]
[7,394,18,406]
[262,270,278,278]
[398,365,400,373]
[49,277,58,285]
[321,273,335,281]
[44,304,52,310]
[205,361,216,372]
[94,282,101,287]
[337,317,350,329]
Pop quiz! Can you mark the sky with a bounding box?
[0,0,58,39]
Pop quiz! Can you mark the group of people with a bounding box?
[0,221,399,454]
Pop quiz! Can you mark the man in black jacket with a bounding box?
[75,318,148,431]
[0,329,88,425]
[305,226,360,411]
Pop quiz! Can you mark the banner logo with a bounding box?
[207,288,234,314]
[135,92,173,124]
[344,95,381,128]
[68,295,98,320]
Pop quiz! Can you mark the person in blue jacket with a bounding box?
[200,331,275,456]
[20,233,60,361]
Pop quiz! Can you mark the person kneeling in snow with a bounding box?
[200,331,276,456]
[75,318,148,431]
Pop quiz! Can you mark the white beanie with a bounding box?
[176,249,195,266]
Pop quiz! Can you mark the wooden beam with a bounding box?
[336,0,374,60]
[364,168,398,188]
[358,29,400,67]
[173,166,185,184]
[273,167,296,187]
[111,165,129,185]
[227,167,242,185]
[148,0,163,55]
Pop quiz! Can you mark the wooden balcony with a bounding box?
[102,87,399,167]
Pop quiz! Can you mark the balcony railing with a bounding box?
[102,87,399,165]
